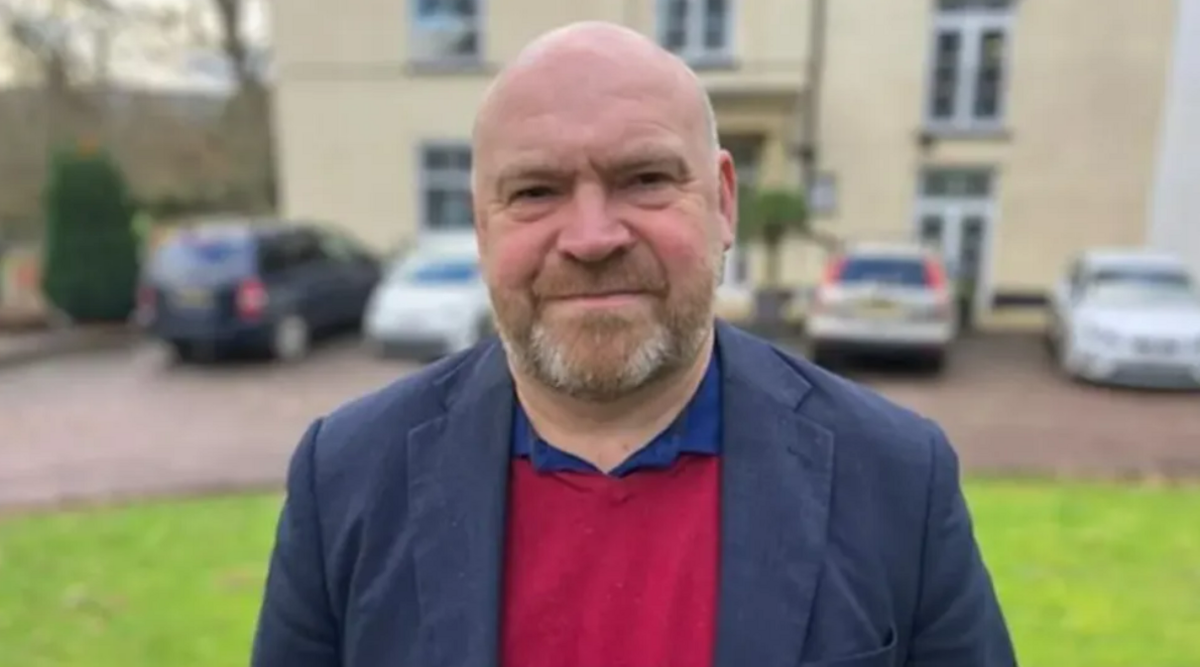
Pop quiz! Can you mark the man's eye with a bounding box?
[512,186,555,201]
[629,172,672,187]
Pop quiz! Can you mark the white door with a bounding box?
[914,167,996,321]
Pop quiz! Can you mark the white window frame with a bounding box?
[417,142,474,232]
[409,0,484,65]
[924,1,1015,132]
[657,0,736,65]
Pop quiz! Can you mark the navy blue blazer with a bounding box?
[251,321,1017,667]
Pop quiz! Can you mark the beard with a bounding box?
[490,245,722,402]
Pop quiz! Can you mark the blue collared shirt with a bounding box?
[512,349,722,477]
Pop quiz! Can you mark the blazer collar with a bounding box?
[403,322,834,667]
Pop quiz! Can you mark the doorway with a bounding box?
[914,167,996,331]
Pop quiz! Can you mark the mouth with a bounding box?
[545,291,651,309]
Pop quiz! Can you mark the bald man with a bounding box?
[251,22,1016,667]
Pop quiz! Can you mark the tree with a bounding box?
[735,186,809,332]
[209,0,274,210]
[1,0,118,146]
[737,186,809,289]
[40,141,140,323]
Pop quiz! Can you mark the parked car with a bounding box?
[363,235,493,360]
[1047,248,1200,388]
[806,242,956,371]
[137,219,381,362]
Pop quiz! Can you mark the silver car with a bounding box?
[1048,249,1200,389]
[806,243,957,372]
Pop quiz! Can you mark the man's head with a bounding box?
[471,21,737,402]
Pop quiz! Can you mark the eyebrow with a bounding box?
[493,146,691,194]
[494,159,570,194]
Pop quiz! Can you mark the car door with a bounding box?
[268,229,345,330]
[315,228,383,324]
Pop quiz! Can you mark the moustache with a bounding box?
[532,256,667,301]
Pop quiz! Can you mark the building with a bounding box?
[271,0,1199,324]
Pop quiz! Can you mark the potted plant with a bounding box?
[736,185,808,336]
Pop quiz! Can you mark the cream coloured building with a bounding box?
[270,0,1199,322]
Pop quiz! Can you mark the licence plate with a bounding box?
[856,300,901,318]
[172,288,213,309]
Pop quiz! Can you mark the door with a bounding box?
[263,230,345,329]
[915,167,996,328]
[915,205,991,329]
[316,228,383,323]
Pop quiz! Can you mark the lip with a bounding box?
[550,292,649,308]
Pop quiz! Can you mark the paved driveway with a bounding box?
[0,339,417,511]
[1,333,1197,512]
[839,334,1200,480]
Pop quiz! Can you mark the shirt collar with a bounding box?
[512,346,722,476]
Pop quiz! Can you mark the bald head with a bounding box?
[472,21,718,163]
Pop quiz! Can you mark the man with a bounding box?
[251,21,1016,667]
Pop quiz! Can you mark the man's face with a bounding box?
[473,60,737,401]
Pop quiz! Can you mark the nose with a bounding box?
[555,184,635,263]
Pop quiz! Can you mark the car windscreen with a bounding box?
[1084,281,1200,308]
[147,234,257,287]
[389,257,480,285]
[837,256,930,287]
[1091,267,1193,290]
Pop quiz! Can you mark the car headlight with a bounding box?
[1081,325,1122,347]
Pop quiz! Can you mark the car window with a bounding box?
[1084,280,1200,307]
[259,230,325,276]
[317,229,374,264]
[837,256,931,287]
[390,257,480,285]
[148,232,256,286]
[1089,267,1192,290]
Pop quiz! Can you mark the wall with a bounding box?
[1148,0,1200,278]
[817,0,1177,297]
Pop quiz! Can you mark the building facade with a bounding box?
[271,0,1194,321]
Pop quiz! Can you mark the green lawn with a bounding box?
[1,480,1198,667]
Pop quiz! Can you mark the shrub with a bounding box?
[40,143,140,323]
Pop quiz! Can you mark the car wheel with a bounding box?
[271,315,310,362]
[1055,334,1081,381]
[808,342,833,368]
[925,349,948,375]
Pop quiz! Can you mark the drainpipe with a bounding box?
[800,0,828,216]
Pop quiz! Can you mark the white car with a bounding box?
[363,243,494,360]
[1047,249,1200,388]
[806,243,957,371]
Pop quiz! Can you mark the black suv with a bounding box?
[137,219,381,362]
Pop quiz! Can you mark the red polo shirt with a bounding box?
[500,353,722,667]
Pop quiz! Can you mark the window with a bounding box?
[420,144,474,231]
[149,232,256,286]
[410,0,481,63]
[392,257,481,285]
[920,167,993,198]
[836,256,934,287]
[658,0,733,63]
[926,0,1013,130]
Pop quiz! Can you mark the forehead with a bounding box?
[476,59,704,172]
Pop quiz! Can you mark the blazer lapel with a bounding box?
[713,322,836,667]
[407,342,514,667]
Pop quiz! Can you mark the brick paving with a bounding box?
[1,333,1197,514]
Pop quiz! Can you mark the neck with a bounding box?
[512,328,716,472]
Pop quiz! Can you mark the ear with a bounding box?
[715,149,737,251]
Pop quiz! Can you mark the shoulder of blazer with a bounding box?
[303,338,504,498]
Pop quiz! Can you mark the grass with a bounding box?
[0,480,1198,667]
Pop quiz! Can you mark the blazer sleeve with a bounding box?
[251,419,341,667]
[907,422,1019,667]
